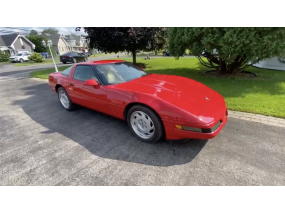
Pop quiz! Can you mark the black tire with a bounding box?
[57,87,75,111]
[72,58,77,63]
[63,62,66,64]
[127,105,164,143]
[19,58,23,63]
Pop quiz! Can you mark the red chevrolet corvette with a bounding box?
[48,60,228,143]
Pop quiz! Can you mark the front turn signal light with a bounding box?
[175,125,183,130]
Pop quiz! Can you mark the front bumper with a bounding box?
[163,113,228,140]
[10,58,19,62]
[60,58,73,63]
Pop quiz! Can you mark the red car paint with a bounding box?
[48,60,228,140]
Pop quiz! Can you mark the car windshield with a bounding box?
[94,62,148,85]
[15,53,22,56]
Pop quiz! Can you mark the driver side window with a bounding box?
[73,65,99,82]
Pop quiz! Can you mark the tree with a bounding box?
[144,28,167,55]
[26,35,48,53]
[42,27,58,34]
[76,27,165,64]
[29,30,38,36]
[168,27,285,74]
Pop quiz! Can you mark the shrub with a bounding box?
[0,51,10,62]
[29,52,44,63]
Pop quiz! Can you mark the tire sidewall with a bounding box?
[127,105,164,143]
[57,87,74,111]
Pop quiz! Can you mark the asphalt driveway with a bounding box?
[0,76,284,185]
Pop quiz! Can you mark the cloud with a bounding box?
[0,27,87,36]
[56,27,86,35]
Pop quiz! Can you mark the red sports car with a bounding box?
[48,60,228,143]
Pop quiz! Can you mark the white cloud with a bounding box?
[0,27,87,36]
[56,27,86,35]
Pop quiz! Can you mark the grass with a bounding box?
[89,53,114,57]
[0,61,9,64]
[30,57,285,118]
[30,66,70,79]
[14,59,61,67]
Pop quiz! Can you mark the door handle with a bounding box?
[70,82,74,86]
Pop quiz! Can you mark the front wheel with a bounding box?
[57,87,75,111]
[127,105,164,143]
[19,58,23,63]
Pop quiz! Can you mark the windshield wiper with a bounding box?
[141,73,150,77]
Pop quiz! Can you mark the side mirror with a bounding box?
[85,79,99,87]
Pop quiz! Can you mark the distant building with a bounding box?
[65,35,88,52]
[0,33,35,55]
[41,33,70,56]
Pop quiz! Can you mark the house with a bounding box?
[65,35,88,52]
[0,33,35,55]
[41,33,70,56]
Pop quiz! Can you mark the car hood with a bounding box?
[114,74,217,116]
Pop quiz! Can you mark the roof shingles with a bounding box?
[0,33,19,46]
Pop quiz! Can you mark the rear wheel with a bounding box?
[57,87,75,111]
[62,62,66,64]
[127,105,164,143]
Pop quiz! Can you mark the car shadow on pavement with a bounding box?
[12,82,207,167]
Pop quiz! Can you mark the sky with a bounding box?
[0,27,86,35]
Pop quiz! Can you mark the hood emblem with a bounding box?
[205,97,210,100]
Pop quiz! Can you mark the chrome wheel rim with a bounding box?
[130,111,155,139]
[59,90,69,109]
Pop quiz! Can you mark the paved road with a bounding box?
[0,75,284,185]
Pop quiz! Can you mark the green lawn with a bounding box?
[89,53,123,57]
[14,59,60,67]
[0,61,9,65]
[30,57,285,118]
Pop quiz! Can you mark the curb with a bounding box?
[228,110,285,128]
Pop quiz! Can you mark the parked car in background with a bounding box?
[84,52,92,57]
[162,50,170,56]
[9,52,31,63]
[82,52,91,57]
[60,52,88,64]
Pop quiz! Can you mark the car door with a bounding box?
[77,53,85,61]
[68,65,107,113]
[72,53,82,62]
